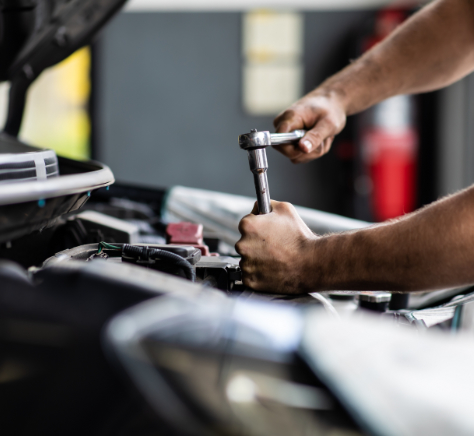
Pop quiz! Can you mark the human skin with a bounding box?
[236,0,474,293]
[272,0,474,164]
[236,191,474,293]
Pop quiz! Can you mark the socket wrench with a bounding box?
[238,129,305,214]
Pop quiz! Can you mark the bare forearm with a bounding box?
[319,0,474,115]
[312,186,474,292]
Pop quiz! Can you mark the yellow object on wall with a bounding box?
[242,10,303,116]
[19,47,92,160]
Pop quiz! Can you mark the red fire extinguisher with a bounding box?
[359,9,418,222]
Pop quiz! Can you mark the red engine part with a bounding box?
[166,222,214,256]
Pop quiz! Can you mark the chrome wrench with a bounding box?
[238,129,306,214]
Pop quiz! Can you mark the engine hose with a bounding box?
[122,244,196,282]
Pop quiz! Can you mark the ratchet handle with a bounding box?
[247,148,272,214]
[270,130,306,146]
[254,172,272,214]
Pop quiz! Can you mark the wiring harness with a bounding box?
[96,242,196,282]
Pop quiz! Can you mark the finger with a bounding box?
[272,143,304,160]
[245,268,267,291]
[274,201,294,214]
[269,199,283,213]
[273,110,305,133]
[250,201,258,215]
[239,263,261,290]
[238,215,254,235]
[270,199,280,208]
[290,138,334,164]
[239,258,256,276]
[298,117,336,154]
[235,239,244,256]
[244,276,260,291]
[240,260,252,287]
[242,273,255,289]
[322,136,334,154]
[290,145,324,164]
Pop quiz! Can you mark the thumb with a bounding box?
[251,201,259,215]
[299,117,336,154]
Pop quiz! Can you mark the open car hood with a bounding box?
[0,0,127,81]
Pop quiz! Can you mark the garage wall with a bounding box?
[437,74,474,197]
[95,11,374,211]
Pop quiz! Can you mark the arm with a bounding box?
[276,0,474,163]
[236,186,474,293]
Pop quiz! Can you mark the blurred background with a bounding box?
[2,0,474,222]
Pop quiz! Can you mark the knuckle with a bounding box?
[275,146,300,159]
[270,200,279,209]
[277,109,296,123]
[248,277,263,291]
[276,108,307,131]
[242,274,253,288]
[311,144,323,156]
[238,217,252,234]
[280,201,293,213]
[328,116,345,133]
[235,240,243,255]
[307,130,324,146]
[242,271,259,290]
[336,115,347,129]
[308,105,326,118]
[320,114,343,135]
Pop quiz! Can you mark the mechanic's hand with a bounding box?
[235,200,317,293]
[273,90,346,164]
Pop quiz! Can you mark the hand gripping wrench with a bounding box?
[238,129,306,214]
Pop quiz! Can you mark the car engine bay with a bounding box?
[1,1,474,436]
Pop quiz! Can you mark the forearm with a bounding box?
[311,186,474,292]
[317,0,474,115]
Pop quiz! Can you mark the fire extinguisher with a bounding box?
[357,8,418,222]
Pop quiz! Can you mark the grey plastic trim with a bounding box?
[124,0,421,12]
[0,161,115,206]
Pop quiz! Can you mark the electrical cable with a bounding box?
[97,241,121,254]
[122,243,195,282]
